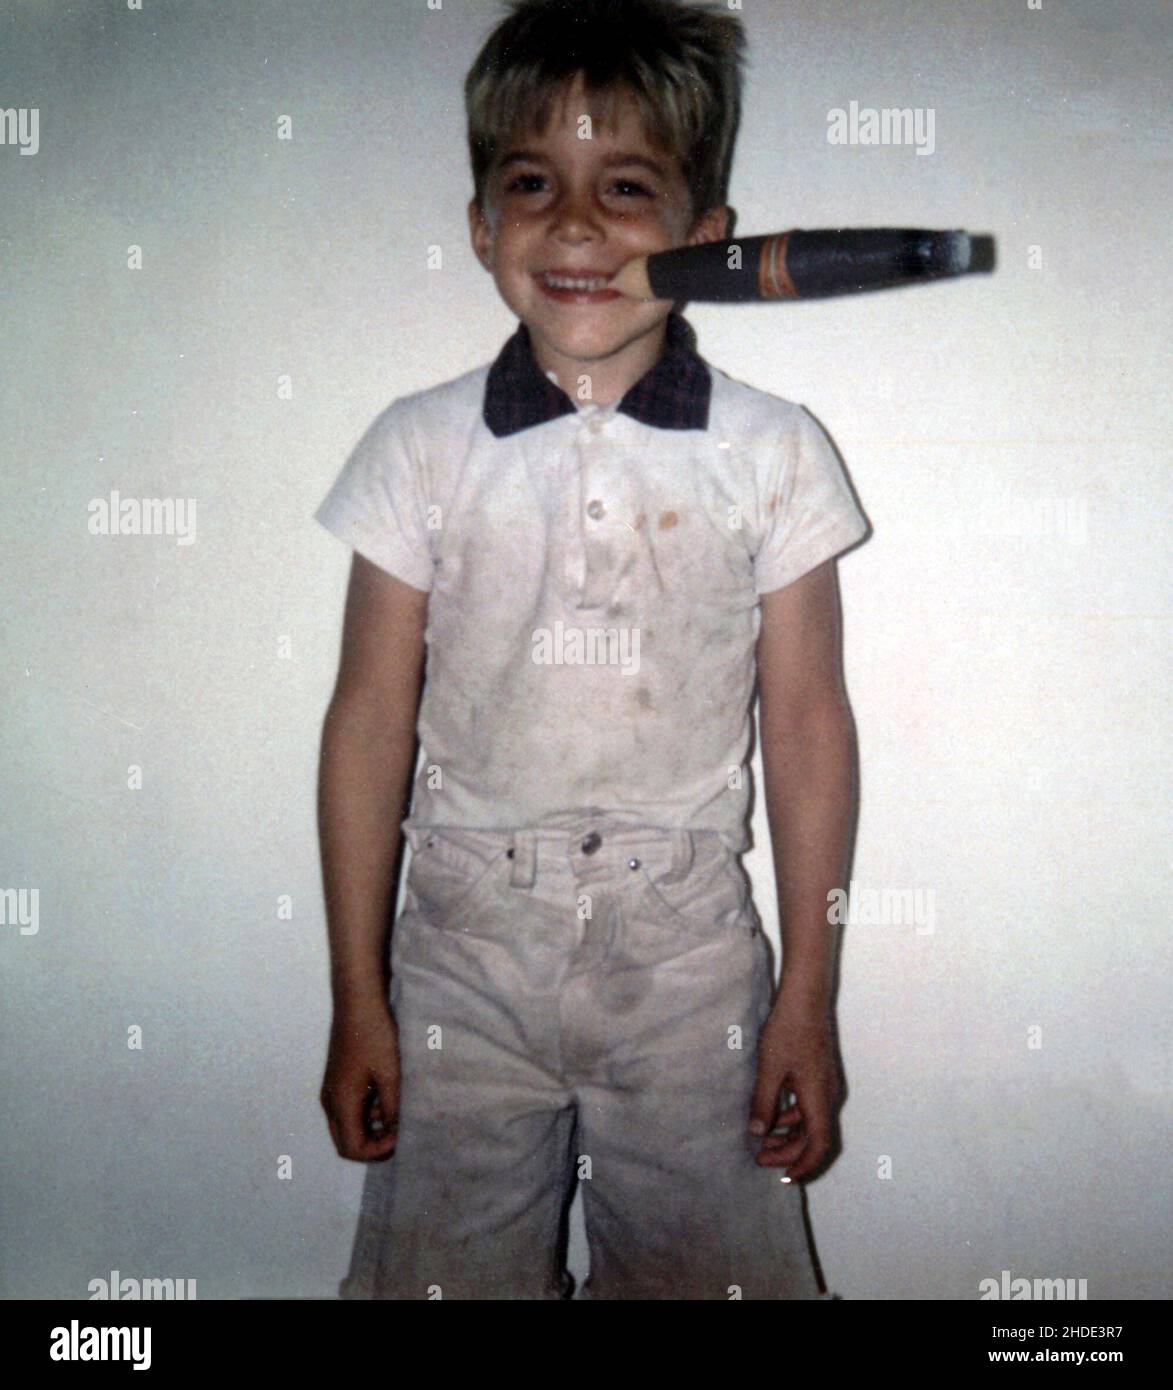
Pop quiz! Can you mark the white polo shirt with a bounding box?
[315,312,869,853]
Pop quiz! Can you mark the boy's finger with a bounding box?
[756,1126,808,1163]
[365,1112,399,1149]
[358,1131,398,1162]
[370,1076,401,1134]
[341,1078,391,1156]
[780,1121,832,1180]
[782,1150,826,1181]
[746,1069,786,1135]
[785,1075,826,1133]
[338,1087,379,1157]
[353,1080,398,1158]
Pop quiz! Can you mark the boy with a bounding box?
[315,0,868,1300]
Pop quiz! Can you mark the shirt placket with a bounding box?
[574,407,618,611]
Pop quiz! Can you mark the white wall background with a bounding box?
[1,0,1168,1300]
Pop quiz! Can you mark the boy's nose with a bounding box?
[548,191,605,239]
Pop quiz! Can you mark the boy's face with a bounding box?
[469,72,728,388]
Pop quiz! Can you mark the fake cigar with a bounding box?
[608,229,994,302]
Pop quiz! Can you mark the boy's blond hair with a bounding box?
[465,0,746,224]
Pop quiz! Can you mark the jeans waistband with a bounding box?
[403,822,721,890]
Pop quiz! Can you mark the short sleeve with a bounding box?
[752,407,869,595]
[313,401,435,593]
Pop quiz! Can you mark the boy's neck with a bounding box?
[526,315,671,409]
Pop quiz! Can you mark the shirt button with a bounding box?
[586,498,606,521]
[580,831,602,855]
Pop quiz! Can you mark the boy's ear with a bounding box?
[468,198,494,272]
[690,204,734,246]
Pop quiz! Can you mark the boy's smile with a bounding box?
[469,72,728,406]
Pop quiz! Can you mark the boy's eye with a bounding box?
[503,175,654,198]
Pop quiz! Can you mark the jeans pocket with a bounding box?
[637,843,755,937]
[405,833,504,933]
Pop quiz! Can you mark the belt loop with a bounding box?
[509,829,537,889]
[665,829,694,884]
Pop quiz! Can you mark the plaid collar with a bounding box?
[483,310,711,437]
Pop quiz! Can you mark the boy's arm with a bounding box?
[749,556,857,1180]
[318,553,428,1160]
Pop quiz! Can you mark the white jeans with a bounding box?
[339,821,823,1300]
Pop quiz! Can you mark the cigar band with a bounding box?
[758,233,797,300]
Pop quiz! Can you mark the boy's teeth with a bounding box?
[543,273,609,290]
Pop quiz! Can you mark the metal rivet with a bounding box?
[628,857,641,871]
[586,498,606,520]
[581,832,602,855]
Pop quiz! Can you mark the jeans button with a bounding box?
[580,831,602,855]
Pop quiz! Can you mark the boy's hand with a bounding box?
[747,1004,842,1181]
[320,996,401,1162]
